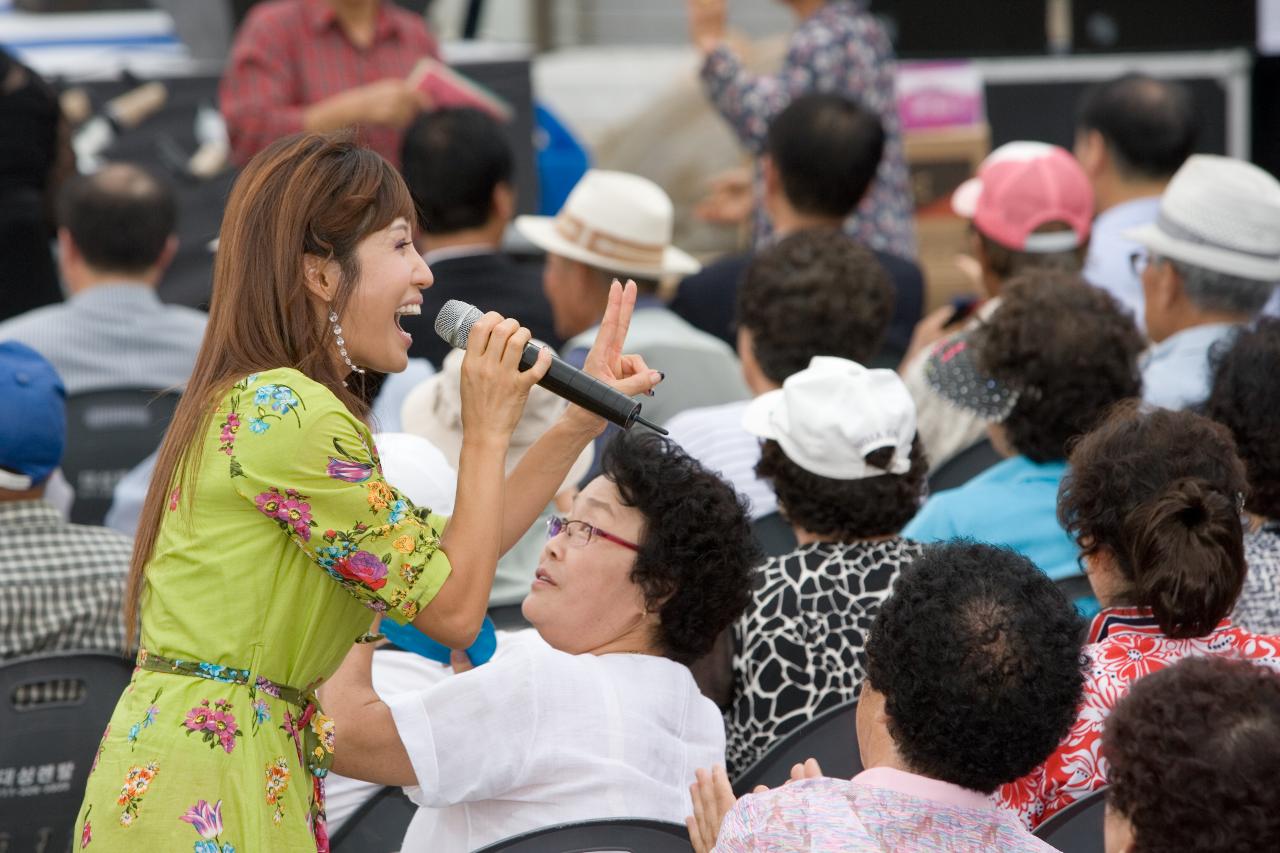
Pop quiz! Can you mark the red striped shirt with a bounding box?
[219,0,439,166]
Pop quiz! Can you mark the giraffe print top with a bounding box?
[725,537,923,775]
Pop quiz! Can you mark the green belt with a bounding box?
[135,648,335,780]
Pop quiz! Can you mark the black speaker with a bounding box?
[1071,0,1255,53]
[869,1,1046,59]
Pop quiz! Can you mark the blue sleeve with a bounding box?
[902,492,961,544]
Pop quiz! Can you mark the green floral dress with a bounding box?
[74,369,452,852]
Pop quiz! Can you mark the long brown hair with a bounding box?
[124,132,415,640]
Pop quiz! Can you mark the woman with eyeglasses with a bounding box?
[320,430,759,852]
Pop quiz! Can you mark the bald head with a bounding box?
[58,162,176,277]
[1076,74,1199,183]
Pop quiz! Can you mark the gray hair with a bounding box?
[1160,255,1278,316]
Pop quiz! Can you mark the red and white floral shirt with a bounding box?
[997,606,1280,828]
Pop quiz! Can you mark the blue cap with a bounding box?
[0,342,66,490]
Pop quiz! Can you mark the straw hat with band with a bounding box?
[514,169,701,280]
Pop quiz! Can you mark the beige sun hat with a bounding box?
[400,347,593,493]
[514,169,701,279]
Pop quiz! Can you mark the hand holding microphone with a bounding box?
[434,280,666,435]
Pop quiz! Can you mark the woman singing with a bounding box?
[74,132,659,852]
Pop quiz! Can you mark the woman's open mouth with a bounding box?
[394,303,420,346]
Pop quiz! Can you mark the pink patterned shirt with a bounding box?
[714,768,1054,852]
[997,606,1280,828]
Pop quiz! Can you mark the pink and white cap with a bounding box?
[951,141,1094,253]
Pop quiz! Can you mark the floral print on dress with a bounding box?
[254,487,316,541]
[216,374,298,478]
[327,437,376,483]
[91,724,109,775]
[181,699,242,754]
[180,799,237,853]
[80,805,92,848]
[115,761,159,827]
[127,689,162,750]
[264,757,291,825]
[250,698,271,734]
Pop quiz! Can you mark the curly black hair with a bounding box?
[1204,319,1280,519]
[601,430,760,664]
[1059,401,1247,638]
[864,540,1085,793]
[976,271,1144,462]
[755,439,927,539]
[737,228,893,385]
[1103,656,1280,853]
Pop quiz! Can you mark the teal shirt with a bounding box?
[904,456,1080,581]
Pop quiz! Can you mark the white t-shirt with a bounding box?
[382,630,725,851]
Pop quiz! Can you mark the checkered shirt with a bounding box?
[0,500,132,705]
[219,0,440,166]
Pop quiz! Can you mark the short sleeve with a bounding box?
[901,490,961,544]
[384,638,539,806]
[220,372,452,624]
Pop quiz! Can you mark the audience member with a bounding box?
[901,141,1092,469]
[687,0,915,259]
[400,108,559,368]
[401,346,591,607]
[666,228,892,520]
[1204,319,1280,634]
[688,540,1084,852]
[516,169,748,428]
[669,92,922,358]
[1127,154,1280,410]
[904,273,1143,584]
[1101,656,1280,853]
[322,432,759,851]
[0,163,204,395]
[220,0,438,165]
[998,402,1280,827]
[1074,74,1198,327]
[717,357,925,774]
[0,48,70,323]
[0,343,131,672]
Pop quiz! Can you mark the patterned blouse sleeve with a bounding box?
[221,373,452,624]
[698,17,858,154]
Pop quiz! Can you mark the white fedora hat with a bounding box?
[514,169,701,279]
[1123,154,1280,282]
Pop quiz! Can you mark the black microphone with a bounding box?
[434,300,668,435]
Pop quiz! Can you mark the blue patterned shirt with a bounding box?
[699,0,916,260]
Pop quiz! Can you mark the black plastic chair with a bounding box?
[0,651,133,853]
[751,511,798,559]
[927,438,1002,493]
[61,388,181,525]
[731,699,862,797]
[329,785,418,852]
[1032,786,1108,852]
[473,818,693,853]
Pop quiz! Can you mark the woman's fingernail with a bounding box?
[651,371,664,382]
[646,389,656,397]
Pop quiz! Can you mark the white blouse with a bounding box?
[382,630,725,851]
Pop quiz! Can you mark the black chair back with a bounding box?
[751,511,797,559]
[472,818,693,853]
[1032,786,1108,852]
[731,698,861,797]
[0,651,133,852]
[330,785,418,852]
[61,388,180,525]
[927,438,1002,493]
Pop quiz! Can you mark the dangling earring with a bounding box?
[329,309,365,375]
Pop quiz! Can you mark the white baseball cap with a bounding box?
[742,356,917,480]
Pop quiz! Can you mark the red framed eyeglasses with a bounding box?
[545,515,640,552]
